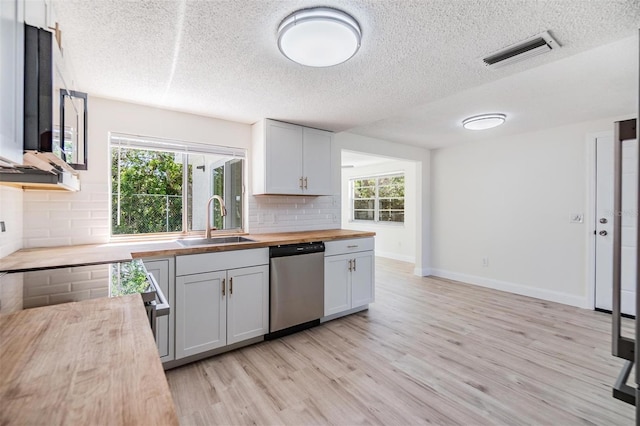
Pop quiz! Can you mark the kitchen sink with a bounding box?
[177,236,256,247]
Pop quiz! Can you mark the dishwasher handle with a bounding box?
[147,273,170,317]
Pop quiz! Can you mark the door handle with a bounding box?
[222,278,226,296]
[353,258,356,271]
[348,259,353,271]
[599,230,608,236]
[299,177,304,189]
[230,277,233,295]
[304,177,308,189]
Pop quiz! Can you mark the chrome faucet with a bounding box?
[206,195,227,239]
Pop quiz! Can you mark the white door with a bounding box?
[351,251,375,308]
[265,120,303,194]
[324,254,351,316]
[303,127,333,195]
[175,271,227,359]
[595,134,638,316]
[226,265,269,345]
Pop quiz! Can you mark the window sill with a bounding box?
[109,230,248,243]
[348,220,405,227]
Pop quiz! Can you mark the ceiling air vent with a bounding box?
[483,31,560,68]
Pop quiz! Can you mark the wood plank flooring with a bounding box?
[165,257,635,425]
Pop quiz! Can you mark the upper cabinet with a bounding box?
[0,0,24,164]
[252,119,333,196]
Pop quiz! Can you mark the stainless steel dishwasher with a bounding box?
[268,242,325,338]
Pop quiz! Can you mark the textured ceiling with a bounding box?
[52,0,640,148]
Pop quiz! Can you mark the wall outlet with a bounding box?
[482,257,489,267]
[0,221,5,232]
[570,213,584,223]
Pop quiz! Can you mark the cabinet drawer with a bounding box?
[176,248,269,276]
[324,238,374,256]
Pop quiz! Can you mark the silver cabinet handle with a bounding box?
[353,258,356,271]
[222,278,226,296]
[299,177,304,189]
[348,259,353,271]
[599,230,608,236]
[230,277,233,295]
[304,177,308,189]
[347,245,358,248]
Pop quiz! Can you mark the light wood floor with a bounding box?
[166,257,635,425]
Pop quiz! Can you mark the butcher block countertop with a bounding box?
[0,229,375,273]
[0,295,179,425]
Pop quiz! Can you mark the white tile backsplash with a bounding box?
[22,183,110,248]
[16,182,341,249]
[248,194,341,234]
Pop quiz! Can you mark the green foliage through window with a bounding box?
[111,148,188,235]
[352,175,404,223]
[110,137,245,237]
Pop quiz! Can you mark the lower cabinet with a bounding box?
[324,239,375,317]
[175,264,269,360]
[143,257,175,363]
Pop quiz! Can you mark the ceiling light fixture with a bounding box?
[462,113,507,130]
[277,7,361,67]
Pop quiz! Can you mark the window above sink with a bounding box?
[110,133,246,239]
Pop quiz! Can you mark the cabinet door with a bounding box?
[324,254,351,316]
[226,265,269,345]
[175,271,227,359]
[351,251,375,308]
[302,127,333,195]
[265,120,303,194]
[143,258,174,363]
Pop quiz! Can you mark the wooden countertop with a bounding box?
[0,229,375,273]
[0,295,179,425]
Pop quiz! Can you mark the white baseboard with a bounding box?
[430,269,589,309]
[414,267,431,277]
[375,250,415,263]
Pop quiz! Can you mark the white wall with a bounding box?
[334,132,430,275]
[0,186,23,257]
[341,159,417,263]
[430,115,634,308]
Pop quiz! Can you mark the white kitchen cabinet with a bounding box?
[302,127,333,195]
[0,0,24,165]
[143,257,175,363]
[176,271,227,359]
[324,238,375,317]
[324,254,352,316]
[174,249,269,360]
[252,119,333,195]
[226,265,269,345]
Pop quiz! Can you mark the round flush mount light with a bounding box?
[462,113,507,130]
[277,7,361,67]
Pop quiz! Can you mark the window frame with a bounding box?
[350,172,405,225]
[109,132,246,240]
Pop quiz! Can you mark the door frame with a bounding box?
[587,130,615,310]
